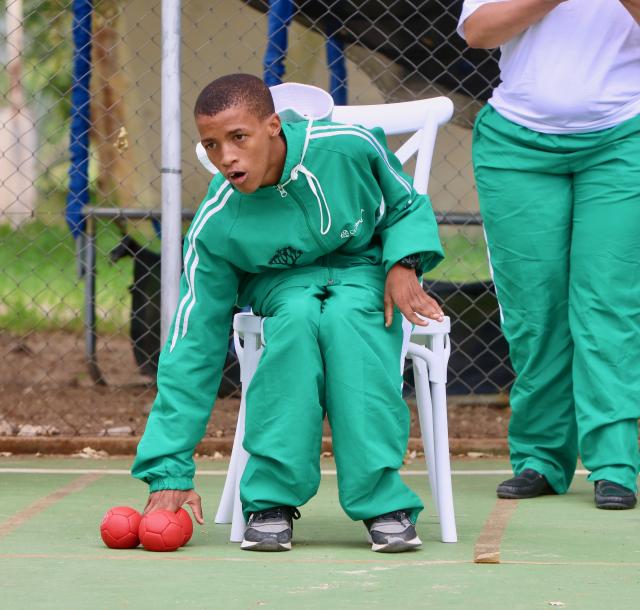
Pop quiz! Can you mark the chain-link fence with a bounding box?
[0,0,511,440]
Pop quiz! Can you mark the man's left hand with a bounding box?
[384,263,444,328]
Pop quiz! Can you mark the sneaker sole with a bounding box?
[497,490,539,499]
[240,538,291,552]
[595,500,637,510]
[497,488,554,500]
[371,536,422,553]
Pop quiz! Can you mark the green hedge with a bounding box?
[0,221,490,334]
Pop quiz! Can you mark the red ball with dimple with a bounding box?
[100,506,142,549]
[138,510,184,552]
[175,508,194,546]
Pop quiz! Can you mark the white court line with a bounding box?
[0,468,591,476]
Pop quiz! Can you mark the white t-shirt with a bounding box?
[457,0,640,133]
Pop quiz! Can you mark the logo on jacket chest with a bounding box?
[340,209,365,239]
[269,246,303,267]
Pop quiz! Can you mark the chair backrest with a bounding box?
[332,97,453,195]
[195,94,453,196]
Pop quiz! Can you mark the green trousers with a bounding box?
[239,264,423,522]
[473,106,640,494]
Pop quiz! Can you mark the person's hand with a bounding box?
[384,263,444,328]
[143,489,204,524]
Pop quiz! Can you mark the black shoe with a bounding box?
[364,510,422,553]
[496,468,555,499]
[594,480,637,510]
[241,506,301,551]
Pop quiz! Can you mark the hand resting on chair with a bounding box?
[384,263,444,328]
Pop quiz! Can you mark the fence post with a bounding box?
[161,0,183,345]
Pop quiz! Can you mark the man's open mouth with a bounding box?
[228,171,247,184]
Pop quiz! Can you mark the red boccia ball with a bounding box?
[139,509,184,552]
[100,506,142,549]
[175,508,194,546]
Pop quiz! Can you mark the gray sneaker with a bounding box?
[364,510,422,553]
[241,506,300,552]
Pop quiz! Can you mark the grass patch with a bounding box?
[432,226,491,283]
[0,220,490,334]
[0,220,136,334]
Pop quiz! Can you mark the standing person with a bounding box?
[131,74,445,551]
[458,0,640,508]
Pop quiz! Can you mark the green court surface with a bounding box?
[1,456,639,610]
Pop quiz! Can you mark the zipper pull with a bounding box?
[276,184,288,198]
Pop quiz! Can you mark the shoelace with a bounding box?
[252,506,301,523]
[375,510,410,523]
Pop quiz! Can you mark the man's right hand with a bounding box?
[143,489,205,524]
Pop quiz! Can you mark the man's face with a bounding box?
[196,104,282,194]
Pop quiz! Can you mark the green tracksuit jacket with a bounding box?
[132,119,444,495]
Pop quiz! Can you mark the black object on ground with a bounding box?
[423,280,513,395]
[110,235,240,397]
[109,237,512,397]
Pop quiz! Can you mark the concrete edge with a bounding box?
[0,436,509,456]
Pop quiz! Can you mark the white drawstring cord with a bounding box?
[279,119,314,189]
[280,119,332,235]
[293,165,332,235]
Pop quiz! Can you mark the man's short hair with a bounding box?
[194,74,275,119]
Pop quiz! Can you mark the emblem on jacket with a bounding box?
[269,246,303,267]
[340,209,365,239]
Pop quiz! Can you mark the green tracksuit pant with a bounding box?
[473,105,640,494]
[239,264,424,522]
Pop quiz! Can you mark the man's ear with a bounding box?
[267,113,282,137]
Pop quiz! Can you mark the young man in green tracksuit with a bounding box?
[132,74,445,552]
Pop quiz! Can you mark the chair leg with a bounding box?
[413,358,438,508]
[215,392,248,525]
[214,453,237,524]
[216,399,251,542]
[431,380,457,543]
[216,322,262,542]
[408,334,457,543]
[229,437,250,543]
[216,417,249,543]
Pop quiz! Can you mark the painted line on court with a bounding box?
[473,498,518,564]
[0,468,230,475]
[0,551,470,564]
[0,468,591,476]
[0,473,103,540]
[0,552,638,568]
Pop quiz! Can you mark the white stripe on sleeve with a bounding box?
[170,182,233,352]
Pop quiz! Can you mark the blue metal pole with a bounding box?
[66,0,93,239]
[325,16,347,105]
[264,0,293,85]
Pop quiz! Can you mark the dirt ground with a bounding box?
[0,330,510,441]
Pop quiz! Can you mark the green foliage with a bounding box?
[0,219,136,334]
[0,3,76,214]
[0,220,490,335]
[431,227,491,282]
[22,0,74,139]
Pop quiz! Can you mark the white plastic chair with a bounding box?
[199,95,457,543]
